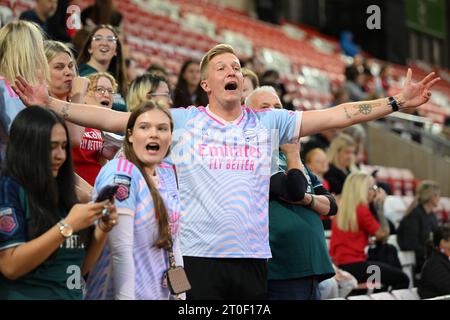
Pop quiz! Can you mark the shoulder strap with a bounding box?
[172,165,179,190]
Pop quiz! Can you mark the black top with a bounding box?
[47,0,71,42]
[19,5,70,42]
[173,87,208,108]
[418,250,450,299]
[80,6,122,28]
[270,166,337,216]
[323,163,350,195]
[19,10,49,36]
[397,205,439,270]
[301,133,330,160]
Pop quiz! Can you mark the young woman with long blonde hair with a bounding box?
[330,172,409,290]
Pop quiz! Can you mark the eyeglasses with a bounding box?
[147,92,172,99]
[94,86,115,96]
[92,35,117,43]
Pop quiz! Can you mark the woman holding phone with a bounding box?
[0,107,118,299]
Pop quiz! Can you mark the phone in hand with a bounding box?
[95,185,119,203]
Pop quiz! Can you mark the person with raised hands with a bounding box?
[12,44,440,299]
[44,40,90,148]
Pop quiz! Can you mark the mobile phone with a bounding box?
[95,185,119,203]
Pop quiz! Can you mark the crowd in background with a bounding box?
[0,0,448,300]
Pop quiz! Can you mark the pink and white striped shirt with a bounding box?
[85,158,182,300]
[170,106,302,258]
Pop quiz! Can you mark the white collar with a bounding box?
[205,105,243,125]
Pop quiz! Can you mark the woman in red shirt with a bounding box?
[330,172,409,290]
[72,72,117,186]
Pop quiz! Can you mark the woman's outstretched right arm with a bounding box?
[47,97,129,133]
[13,75,130,133]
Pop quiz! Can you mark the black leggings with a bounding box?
[340,261,410,290]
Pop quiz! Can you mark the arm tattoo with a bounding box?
[61,102,70,120]
[357,104,372,115]
[344,106,351,119]
[350,102,383,117]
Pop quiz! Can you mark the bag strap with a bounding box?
[165,230,183,299]
[166,166,185,298]
[167,164,178,267]
[172,164,179,190]
[167,243,177,269]
[167,165,179,262]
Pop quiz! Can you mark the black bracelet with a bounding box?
[388,96,399,112]
[307,194,315,208]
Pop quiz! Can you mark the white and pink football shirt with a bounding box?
[170,106,302,258]
[85,158,182,300]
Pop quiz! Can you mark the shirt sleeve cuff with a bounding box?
[293,110,303,142]
[0,241,25,251]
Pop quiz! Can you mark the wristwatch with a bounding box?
[58,220,73,238]
[388,96,399,112]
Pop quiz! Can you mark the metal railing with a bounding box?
[382,113,450,158]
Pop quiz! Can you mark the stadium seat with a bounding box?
[391,288,420,300]
[401,169,416,196]
[398,251,416,288]
[387,234,400,251]
[435,200,447,224]
[425,294,450,300]
[347,294,372,300]
[384,196,407,228]
[437,197,450,224]
[388,167,404,196]
[370,292,396,300]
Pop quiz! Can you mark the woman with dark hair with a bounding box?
[173,60,207,108]
[85,101,184,300]
[77,24,128,112]
[0,107,117,299]
[81,0,123,29]
[418,225,450,299]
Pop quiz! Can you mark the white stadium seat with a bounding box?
[391,288,420,300]
[347,295,372,300]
